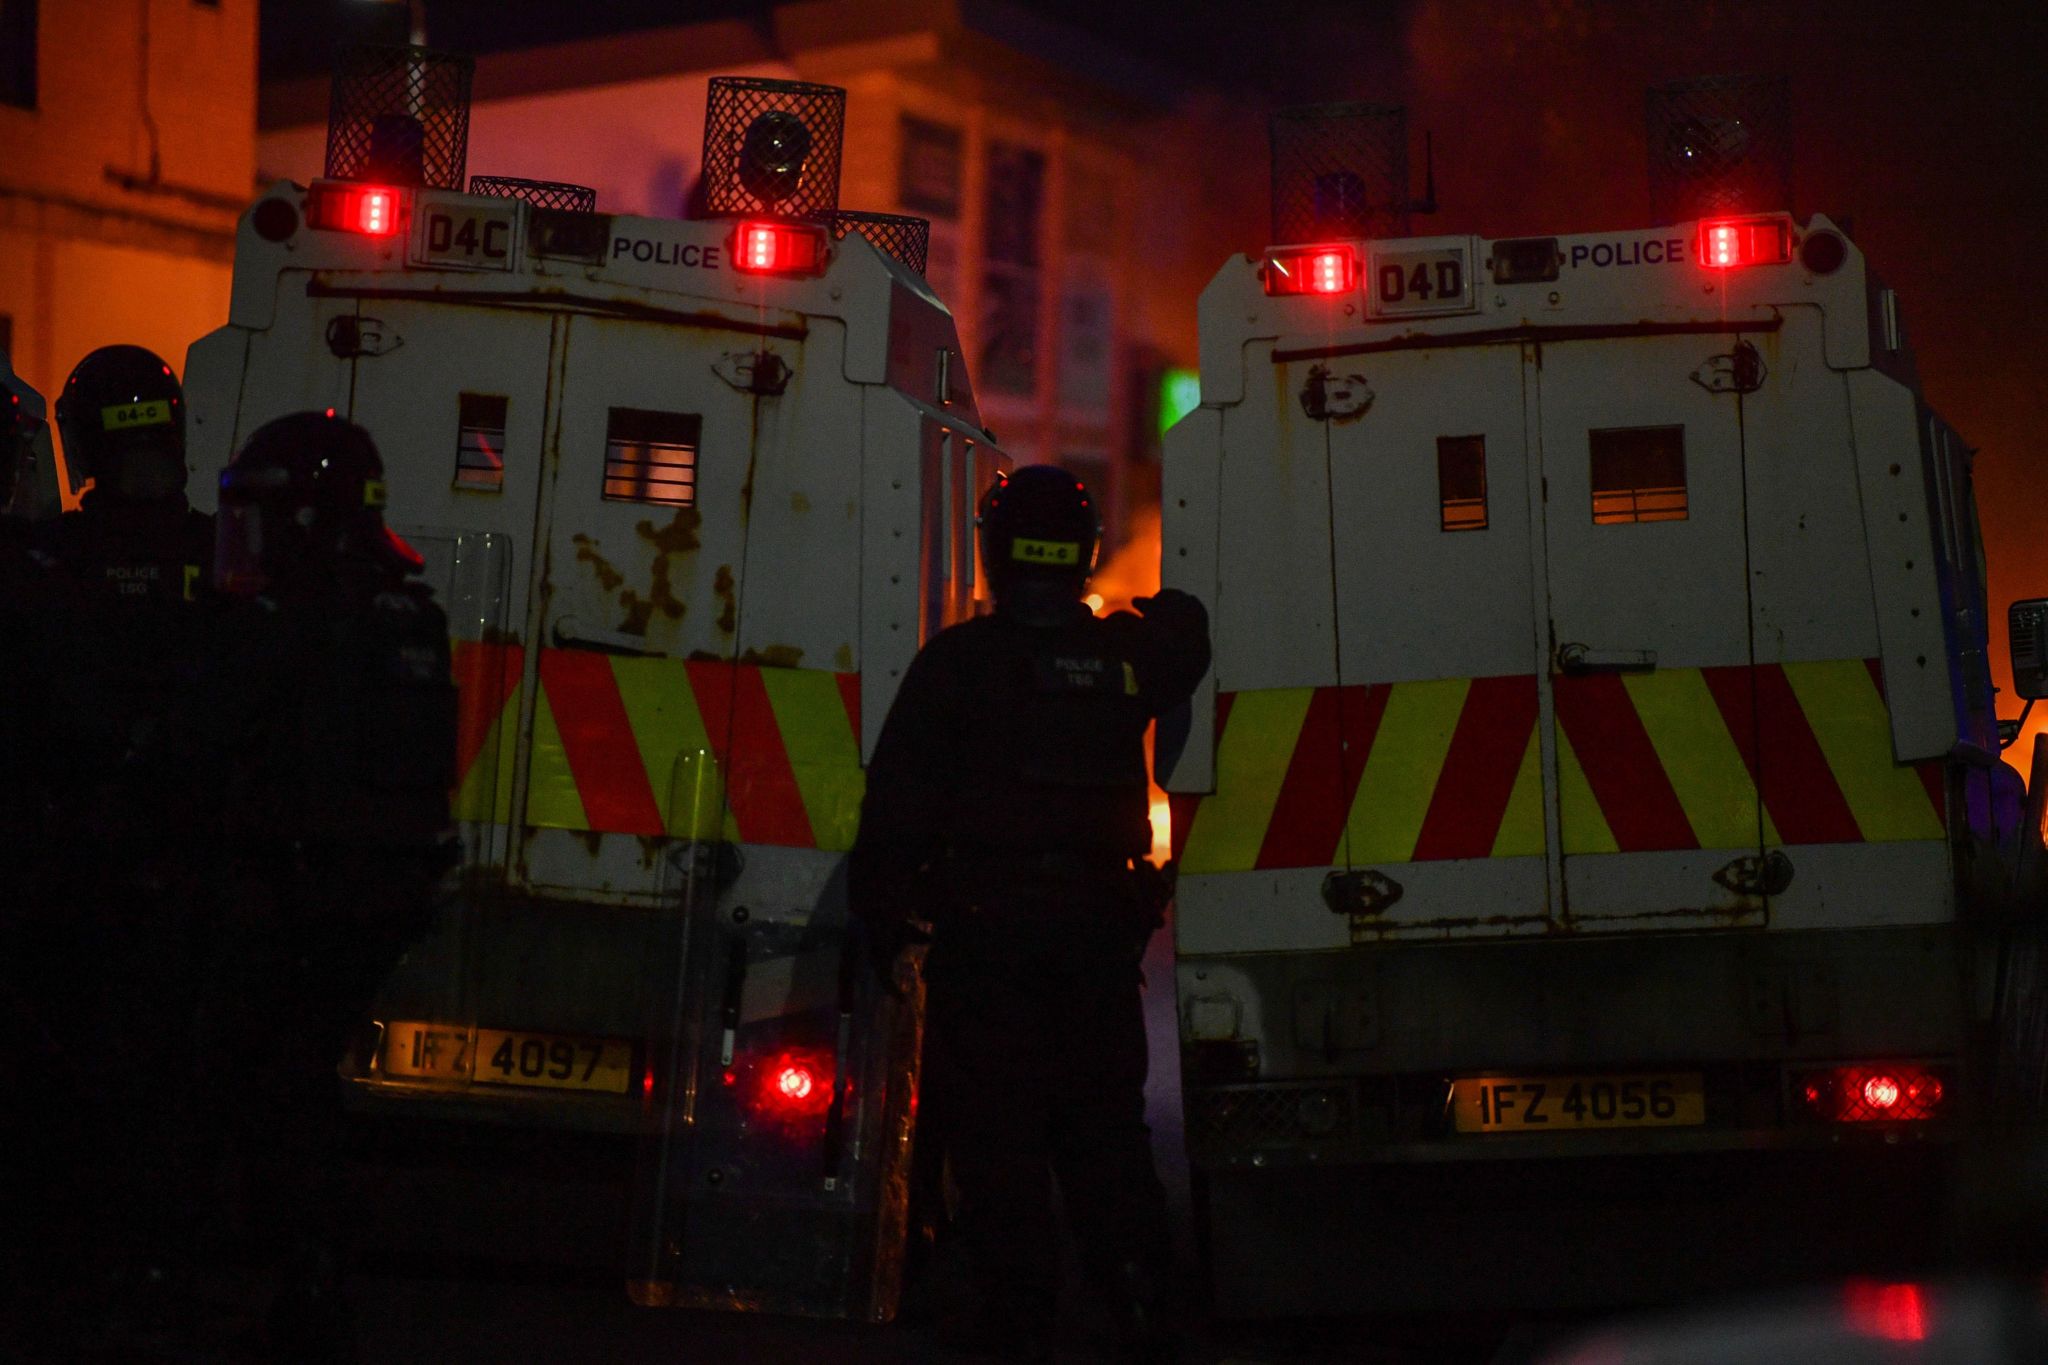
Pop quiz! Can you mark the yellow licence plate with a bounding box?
[379,1021,634,1095]
[1452,1072,1705,1134]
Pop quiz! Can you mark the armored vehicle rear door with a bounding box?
[1324,344,1552,936]
[1535,332,1769,929]
[519,311,775,899]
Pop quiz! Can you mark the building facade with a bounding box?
[257,0,1261,547]
[0,0,257,475]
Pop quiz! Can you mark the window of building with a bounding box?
[898,117,962,219]
[454,393,508,491]
[980,141,1045,397]
[1,1,37,110]
[602,407,699,507]
[1590,425,1687,524]
[1437,435,1487,531]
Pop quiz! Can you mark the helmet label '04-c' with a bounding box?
[100,400,173,431]
[1012,537,1081,566]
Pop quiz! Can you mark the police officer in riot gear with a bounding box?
[851,465,1211,1363]
[13,346,216,1345]
[45,343,211,598]
[187,411,457,1360]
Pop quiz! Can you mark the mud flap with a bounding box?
[627,750,924,1320]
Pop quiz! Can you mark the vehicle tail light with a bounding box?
[738,1048,833,1125]
[1797,1064,1947,1122]
[306,182,402,236]
[1263,244,1359,297]
[1698,215,1793,269]
[1843,1281,1929,1342]
[732,221,829,276]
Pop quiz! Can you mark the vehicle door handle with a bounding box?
[1556,643,1657,675]
[551,617,660,656]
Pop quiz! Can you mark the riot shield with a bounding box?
[629,748,923,1320]
[343,528,519,1095]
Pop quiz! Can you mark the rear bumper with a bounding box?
[1198,1142,1958,1317]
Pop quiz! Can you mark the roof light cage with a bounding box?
[324,43,475,190]
[1269,101,1411,246]
[822,209,930,276]
[1646,74,1792,225]
[469,176,598,214]
[700,76,846,220]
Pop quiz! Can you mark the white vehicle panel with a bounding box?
[1846,368,1957,761]
[1740,312,1884,665]
[1212,345,1339,695]
[1159,404,1222,794]
[1326,343,1541,686]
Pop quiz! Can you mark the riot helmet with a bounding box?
[977,464,1102,625]
[54,345,187,502]
[215,410,419,597]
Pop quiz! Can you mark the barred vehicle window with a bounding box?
[455,393,507,491]
[1437,435,1487,531]
[1589,425,1687,524]
[603,408,699,508]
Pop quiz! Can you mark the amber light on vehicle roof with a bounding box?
[1264,244,1359,296]
[1698,215,1792,269]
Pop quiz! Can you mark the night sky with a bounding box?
[263,0,2048,759]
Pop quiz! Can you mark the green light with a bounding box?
[1157,367,1200,439]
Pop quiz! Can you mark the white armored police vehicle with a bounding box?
[1159,87,2048,1315]
[184,48,1004,1319]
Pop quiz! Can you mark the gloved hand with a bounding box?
[1132,589,1209,647]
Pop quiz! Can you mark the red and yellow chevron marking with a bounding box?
[1171,660,1946,875]
[450,643,864,851]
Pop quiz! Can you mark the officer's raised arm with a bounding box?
[1122,587,1212,713]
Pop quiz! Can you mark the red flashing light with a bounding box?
[737,1048,833,1127]
[1697,215,1793,269]
[1264,244,1360,297]
[733,221,829,277]
[1798,1064,1947,1122]
[775,1066,815,1103]
[1844,1281,1928,1342]
[306,182,403,237]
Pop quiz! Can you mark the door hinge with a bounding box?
[1300,364,1374,421]
[1714,850,1794,898]
[714,349,791,396]
[325,314,400,359]
[1322,868,1403,917]
[1691,339,1766,394]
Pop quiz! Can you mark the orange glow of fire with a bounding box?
[1088,507,1162,618]
[1086,510,1174,864]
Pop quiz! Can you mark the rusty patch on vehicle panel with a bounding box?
[833,643,854,671]
[636,508,702,556]
[714,565,737,635]
[572,534,625,593]
[790,491,811,516]
[740,645,804,668]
